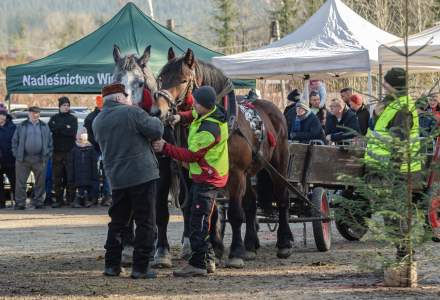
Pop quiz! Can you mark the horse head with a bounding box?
[112,44,158,113]
[154,47,199,120]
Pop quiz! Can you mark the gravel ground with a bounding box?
[0,206,439,300]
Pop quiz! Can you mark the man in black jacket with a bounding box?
[84,95,112,206]
[49,97,78,208]
[93,83,163,279]
[325,98,360,143]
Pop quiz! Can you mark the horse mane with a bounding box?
[195,60,230,94]
[159,55,230,94]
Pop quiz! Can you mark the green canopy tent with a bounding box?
[6,2,254,96]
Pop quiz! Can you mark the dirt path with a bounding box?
[0,207,439,300]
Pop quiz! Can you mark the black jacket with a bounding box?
[355,105,370,136]
[325,108,360,142]
[0,115,16,167]
[84,108,100,153]
[49,112,78,153]
[68,143,99,187]
[291,112,325,144]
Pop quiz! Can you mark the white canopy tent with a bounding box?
[379,25,440,72]
[211,0,398,80]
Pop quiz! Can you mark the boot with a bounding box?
[173,263,207,277]
[84,196,95,208]
[103,266,124,277]
[0,199,5,209]
[131,263,157,279]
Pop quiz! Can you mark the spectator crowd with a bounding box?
[0,97,111,209]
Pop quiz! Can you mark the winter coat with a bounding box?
[0,115,16,167]
[284,104,297,137]
[290,112,325,144]
[84,107,101,153]
[325,108,360,142]
[68,143,99,187]
[12,119,53,162]
[355,104,370,136]
[49,112,78,153]
[92,99,164,190]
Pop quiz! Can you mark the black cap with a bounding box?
[29,106,41,113]
[58,96,71,107]
[384,68,406,90]
[193,86,217,110]
[287,89,301,102]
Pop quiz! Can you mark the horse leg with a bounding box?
[152,157,172,268]
[274,181,294,258]
[209,202,225,260]
[179,170,192,260]
[243,177,259,261]
[225,170,246,268]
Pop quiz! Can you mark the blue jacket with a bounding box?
[68,143,99,187]
[325,108,360,142]
[0,115,16,166]
[290,112,325,144]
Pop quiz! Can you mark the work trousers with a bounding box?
[104,180,157,271]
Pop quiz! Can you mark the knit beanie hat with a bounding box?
[287,89,301,102]
[349,94,363,106]
[296,102,310,112]
[96,95,103,109]
[58,96,70,107]
[384,68,406,90]
[193,86,217,110]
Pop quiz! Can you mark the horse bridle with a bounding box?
[154,68,199,114]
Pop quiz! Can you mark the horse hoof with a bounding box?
[277,248,292,259]
[244,251,257,261]
[180,239,191,261]
[121,246,134,266]
[225,257,244,269]
[151,248,173,268]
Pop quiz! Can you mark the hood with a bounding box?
[209,105,227,123]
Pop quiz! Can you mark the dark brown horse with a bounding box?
[154,48,294,267]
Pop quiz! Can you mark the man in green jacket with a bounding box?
[153,86,229,277]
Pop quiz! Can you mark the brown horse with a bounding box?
[153,48,294,267]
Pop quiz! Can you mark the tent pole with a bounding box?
[378,64,383,101]
[367,71,372,105]
[280,79,286,108]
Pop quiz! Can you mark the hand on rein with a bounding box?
[152,139,166,152]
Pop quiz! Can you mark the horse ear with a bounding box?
[113,44,122,63]
[138,45,151,67]
[168,47,175,61]
[184,48,195,69]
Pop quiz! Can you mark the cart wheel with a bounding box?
[334,191,368,241]
[335,218,367,241]
[311,187,331,252]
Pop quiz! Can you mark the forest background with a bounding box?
[1,0,440,107]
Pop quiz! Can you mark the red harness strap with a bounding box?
[140,88,153,112]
